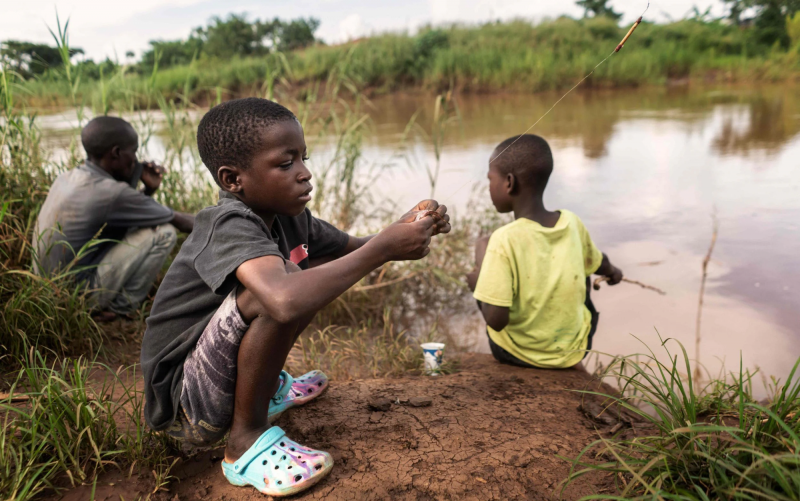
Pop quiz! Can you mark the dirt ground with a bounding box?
[54,354,622,501]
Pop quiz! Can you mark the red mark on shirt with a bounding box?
[289,244,309,264]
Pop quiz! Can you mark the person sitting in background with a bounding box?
[33,116,195,319]
[466,134,623,369]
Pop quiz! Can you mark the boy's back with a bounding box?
[474,210,602,368]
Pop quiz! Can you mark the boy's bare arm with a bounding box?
[594,253,623,285]
[480,303,509,332]
[309,200,451,268]
[466,235,490,292]
[237,216,436,325]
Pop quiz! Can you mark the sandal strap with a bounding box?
[272,370,294,404]
[230,426,286,474]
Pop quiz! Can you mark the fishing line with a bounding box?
[441,2,650,203]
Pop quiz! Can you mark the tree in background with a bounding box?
[195,13,276,59]
[139,14,320,71]
[722,0,749,24]
[141,38,204,70]
[0,41,83,78]
[274,18,321,51]
[722,0,800,46]
[576,0,622,21]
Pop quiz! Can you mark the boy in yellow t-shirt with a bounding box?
[466,134,623,369]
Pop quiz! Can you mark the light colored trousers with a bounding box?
[92,224,177,315]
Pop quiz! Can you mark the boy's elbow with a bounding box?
[257,291,303,325]
[486,318,509,332]
[481,305,509,331]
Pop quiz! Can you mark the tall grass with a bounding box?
[1,349,179,501]
[565,338,800,500]
[15,16,800,110]
[0,66,104,360]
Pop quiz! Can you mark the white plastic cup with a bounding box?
[421,342,445,376]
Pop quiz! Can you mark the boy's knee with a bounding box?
[155,223,178,248]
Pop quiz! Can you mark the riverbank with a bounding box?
[48,353,620,501]
[16,17,800,111]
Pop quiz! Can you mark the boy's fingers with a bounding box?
[415,215,436,231]
[414,199,439,212]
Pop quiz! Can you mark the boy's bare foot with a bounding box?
[224,425,272,463]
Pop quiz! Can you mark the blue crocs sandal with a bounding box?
[268,370,329,422]
[222,426,333,497]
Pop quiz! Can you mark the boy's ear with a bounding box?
[109,145,121,159]
[218,165,243,193]
[505,172,517,194]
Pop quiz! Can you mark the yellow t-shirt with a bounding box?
[473,210,603,368]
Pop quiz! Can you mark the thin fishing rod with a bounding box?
[441,2,649,202]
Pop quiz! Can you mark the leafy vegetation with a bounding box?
[11,15,800,111]
[565,338,800,500]
[1,350,179,501]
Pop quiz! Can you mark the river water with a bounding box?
[38,85,800,393]
[361,86,800,391]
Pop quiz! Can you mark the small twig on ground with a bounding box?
[593,276,666,295]
[695,215,719,381]
[0,392,31,403]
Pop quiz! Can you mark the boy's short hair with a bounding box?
[492,134,553,193]
[197,97,297,185]
[81,116,137,159]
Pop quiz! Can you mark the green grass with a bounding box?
[1,349,179,501]
[564,337,800,500]
[15,16,800,110]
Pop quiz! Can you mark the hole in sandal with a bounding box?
[280,442,285,447]
[282,455,286,460]
[288,466,293,469]
[308,388,314,393]
[294,474,302,482]
[290,447,295,451]
[315,464,322,471]
[262,460,267,465]
[317,382,323,386]
[271,451,276,455]
[277,481,282,485]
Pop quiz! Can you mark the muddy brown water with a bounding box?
[39,85,800,395]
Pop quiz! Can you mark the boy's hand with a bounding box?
[369,216,436,261]
[140,161,165,195]
[607,266,624,285]
[403,199,451,235]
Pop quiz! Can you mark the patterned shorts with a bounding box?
[166,289,249,446]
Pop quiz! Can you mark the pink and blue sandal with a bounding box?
[268,370,329,422]
[222,426,333,496]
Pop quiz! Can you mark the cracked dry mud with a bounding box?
[57,354,616,501]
